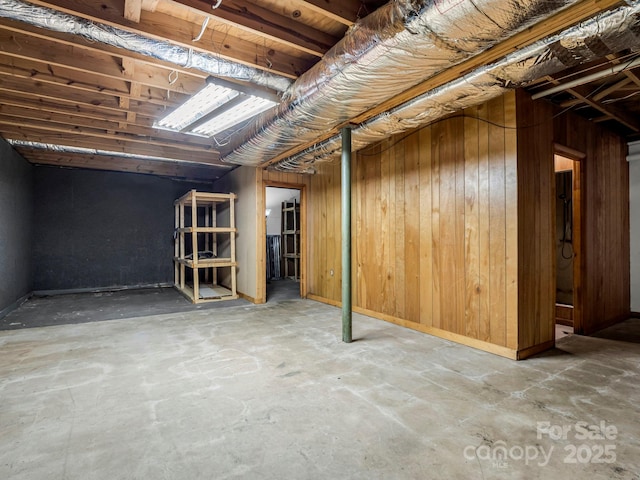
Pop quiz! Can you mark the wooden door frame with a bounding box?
[554,143,585,334]
[258,180,307,303]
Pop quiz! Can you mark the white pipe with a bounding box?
[531,56,640,100]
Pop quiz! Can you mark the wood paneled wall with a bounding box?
[515,91,556,355]
[307,92,520,357]
[306,161,342,303]
[301,90,629,357]
[553,104,630,334]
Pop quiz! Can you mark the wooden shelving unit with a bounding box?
[281,200,300,280]
[174,190,238,303]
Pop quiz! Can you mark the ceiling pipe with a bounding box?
[221,0,591,166]
[274,1,640,171]
[0,0,291,93]
[531,56,640,100]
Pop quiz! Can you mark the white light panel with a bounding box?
[155,83,239,131]
[192,95,277,137]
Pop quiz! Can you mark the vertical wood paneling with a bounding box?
[405,132,421,323]
[307,93,520,353]
[477,102,491,343]
[431,122,442,330]
[305,89,628,356]
[464,112,480,339]
[454,116,466,335]
[553,108,630,334]
[488,96,507,346]
[418,127,433,327]
[394,140,406,319]
[515,90,555,353]
[504,91,519,350]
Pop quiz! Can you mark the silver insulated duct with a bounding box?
[0,0,291,93]
[276,0,640,171]
[222,0,586,166]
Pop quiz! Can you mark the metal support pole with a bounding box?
[341,126,352,343]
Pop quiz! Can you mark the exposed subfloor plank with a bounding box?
[0,297,639,479]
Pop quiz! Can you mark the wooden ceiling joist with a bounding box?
[545,74,640,132]
[298,0,362,26]
[172,0,338,57]
[124,0,143,22]
[0,29,208,95]
[19,0,311,78]
[24,150,225,180]
[0,115,218,154]
[2,126,221,165]
[0,104,215,147]
[1,0,636,177]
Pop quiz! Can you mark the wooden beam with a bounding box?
[0,125,222,165]
[22,151,226,180]
[592,77,631,102]
[607,54,640,89]
[0,76,176,117]
[172,0,337,57]
[141,0,160,11]
[546,74,640,132]
[124,0,143,22]
[559,77,632,107]
[12,1,308,78]
[0,103,214,147]
[298,0,361,26]
[0,54,188,108]
[0,115,219,153]
[0,27,207,93]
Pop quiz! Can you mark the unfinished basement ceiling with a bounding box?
[0,0,386,180]
[0,0,639,180]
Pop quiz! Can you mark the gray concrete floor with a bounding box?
[0,287,250,330]
[266,278,300,303]
[1,293,639,479]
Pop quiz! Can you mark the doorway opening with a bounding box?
[265,186,302,302]
[554,152,582,339]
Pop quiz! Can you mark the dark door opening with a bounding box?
[265,186,302,302]
[554,153,582,339]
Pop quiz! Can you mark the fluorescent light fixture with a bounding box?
[156,83,240,131]
[155,76,279,137]
[192,95,277,137]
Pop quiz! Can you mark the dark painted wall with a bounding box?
[33,166,209,291]
[0,139,34,314]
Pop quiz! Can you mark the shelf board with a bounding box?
[174,190,237,206]
[176,227,237,233]
[176,284,238,303]
[174,257,237,268]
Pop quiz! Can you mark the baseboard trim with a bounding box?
[631,311,640,319]
[306,294,518,360]
[0,292,32,320]
[517,340,555,360]
[33,283,173,297]
[238,291,263,304]
[582,312,632,335]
